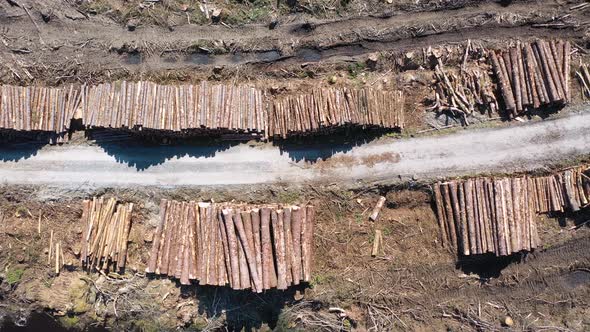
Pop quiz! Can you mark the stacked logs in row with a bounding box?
[433,177,540,256]
[0,85,82,143]
[0,82,404,139]
[269,88,405,138]
[146,200,315,292]
[531,167,589,213]
[80,197,134,272]
[490,40,570,117]
[80,81,267,135]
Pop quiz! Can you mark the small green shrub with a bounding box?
[5,268,24,286]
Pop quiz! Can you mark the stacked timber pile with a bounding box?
[0,85,82,143]
[530,166,590,213]
[80,197,134,272]
[490,40,570,118]
[433,177,539,257]
[269,88,405,138]
[146,200,315,292]
[0,81,405,140]
[431,62,498,123]
[433,166,590,257]
[80,81,267,135]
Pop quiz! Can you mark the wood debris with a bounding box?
[431,61,498,122]
[433,165,589,256]
[371,229,382,257]
[146,200,316,292]
[369,196,386,221]
[79,197,134,272]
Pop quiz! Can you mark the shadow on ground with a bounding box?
[90,127,392,170]
[182,283,308,331]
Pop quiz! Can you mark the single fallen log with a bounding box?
[369,196,386,221]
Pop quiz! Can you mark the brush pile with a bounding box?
[490,40,570,118]
[431,62,498,124]
[80,197,134,272]
[0,85,82,143]
[433,165,589,257]
[146,200,315,292]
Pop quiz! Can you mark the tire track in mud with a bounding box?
[409,234,590,313]
[1,0,582,71]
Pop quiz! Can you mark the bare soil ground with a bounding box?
[1,0,590,331]
[0,184,588,331]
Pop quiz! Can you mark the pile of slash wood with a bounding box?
[432,165,589,257]
[145,200,315,292]
[431,62,498,124]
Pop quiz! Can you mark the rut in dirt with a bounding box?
[0,0,584,83]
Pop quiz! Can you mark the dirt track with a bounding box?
[1,108,588,188]
[0,0,585,84]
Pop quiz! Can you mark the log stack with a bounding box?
[433,166,590,257]
[80,81,267,135]
[269,87,405,138]
[433,176,540,256]
[0,85,82,143]
[80,197,134,272]
[0,81,405,140]
[490,40,570,118]
[530,167,590,213]
[146,200,315,292]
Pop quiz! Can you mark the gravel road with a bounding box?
[1,110,589,188]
